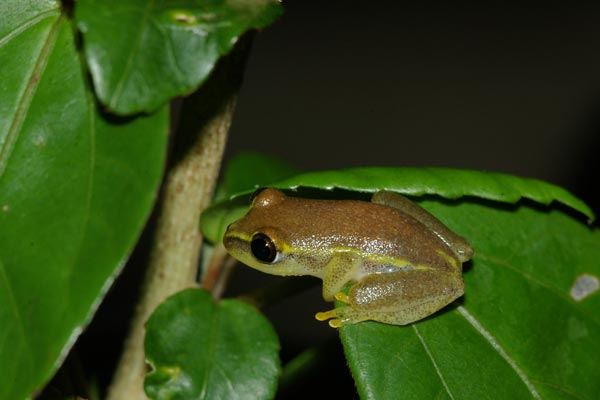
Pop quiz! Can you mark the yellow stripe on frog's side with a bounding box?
[283,244,442,273]
[361,252,435,271]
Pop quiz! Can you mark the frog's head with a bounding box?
[223,188,308,276]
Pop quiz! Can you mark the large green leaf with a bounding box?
[274,168,593,218]
[200,166,594,244]
[0,2,168,398]
[75,0,283,115]
[341,199,600,400]
[145,289,281,400]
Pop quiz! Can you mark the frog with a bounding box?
[223,188,473,328]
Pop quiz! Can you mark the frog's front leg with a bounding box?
[317,268,464,328]
[320,252,363,302]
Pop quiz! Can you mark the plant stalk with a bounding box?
[106,37,251,400]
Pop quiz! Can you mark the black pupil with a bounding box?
[251,234,276,263]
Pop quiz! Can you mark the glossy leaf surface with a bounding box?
[0,2,168,398]
[274,167,593,219]
[75,0,283,114]
[145,289,280,400]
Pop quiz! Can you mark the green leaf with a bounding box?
[341,199,600,400]
[0,3,167,398]
[274,167,594,220]
[75,0,283,115]
[145,289,281,400]
[200,166,594,244]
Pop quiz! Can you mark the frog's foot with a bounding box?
[315,294,352,328]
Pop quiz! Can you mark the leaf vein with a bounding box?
[0,13,62,177]
[200,305,220,400]
[477,253,600,327]
[109,0,156,109]
[0,258,34,368]
[0,9,59,47]
[457,306,541,399]
[531,379,584,400]
[412,325,455,400]
[149,17,187,86]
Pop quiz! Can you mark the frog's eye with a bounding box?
[251,233,278,263]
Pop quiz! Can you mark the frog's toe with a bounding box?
[315,312,343,328]
[315,309,336,322]
[327,318,343,328]
[315,307,347,328]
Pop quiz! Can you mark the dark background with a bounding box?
[62,2,600,399]
[226,1,600,212]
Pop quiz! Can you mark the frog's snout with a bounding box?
[222,230,234,250]
[222,225,244,254]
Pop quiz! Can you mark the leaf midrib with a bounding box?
[413,324,455,400]
[0,11,62,178]
[109,0,156,110]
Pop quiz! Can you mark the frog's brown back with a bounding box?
[247,190,459,272]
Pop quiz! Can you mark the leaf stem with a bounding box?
[106,36,252,400]
[201,244,237,300]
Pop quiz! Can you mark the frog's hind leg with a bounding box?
[350,268,464,325]
[317,268,464,327]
